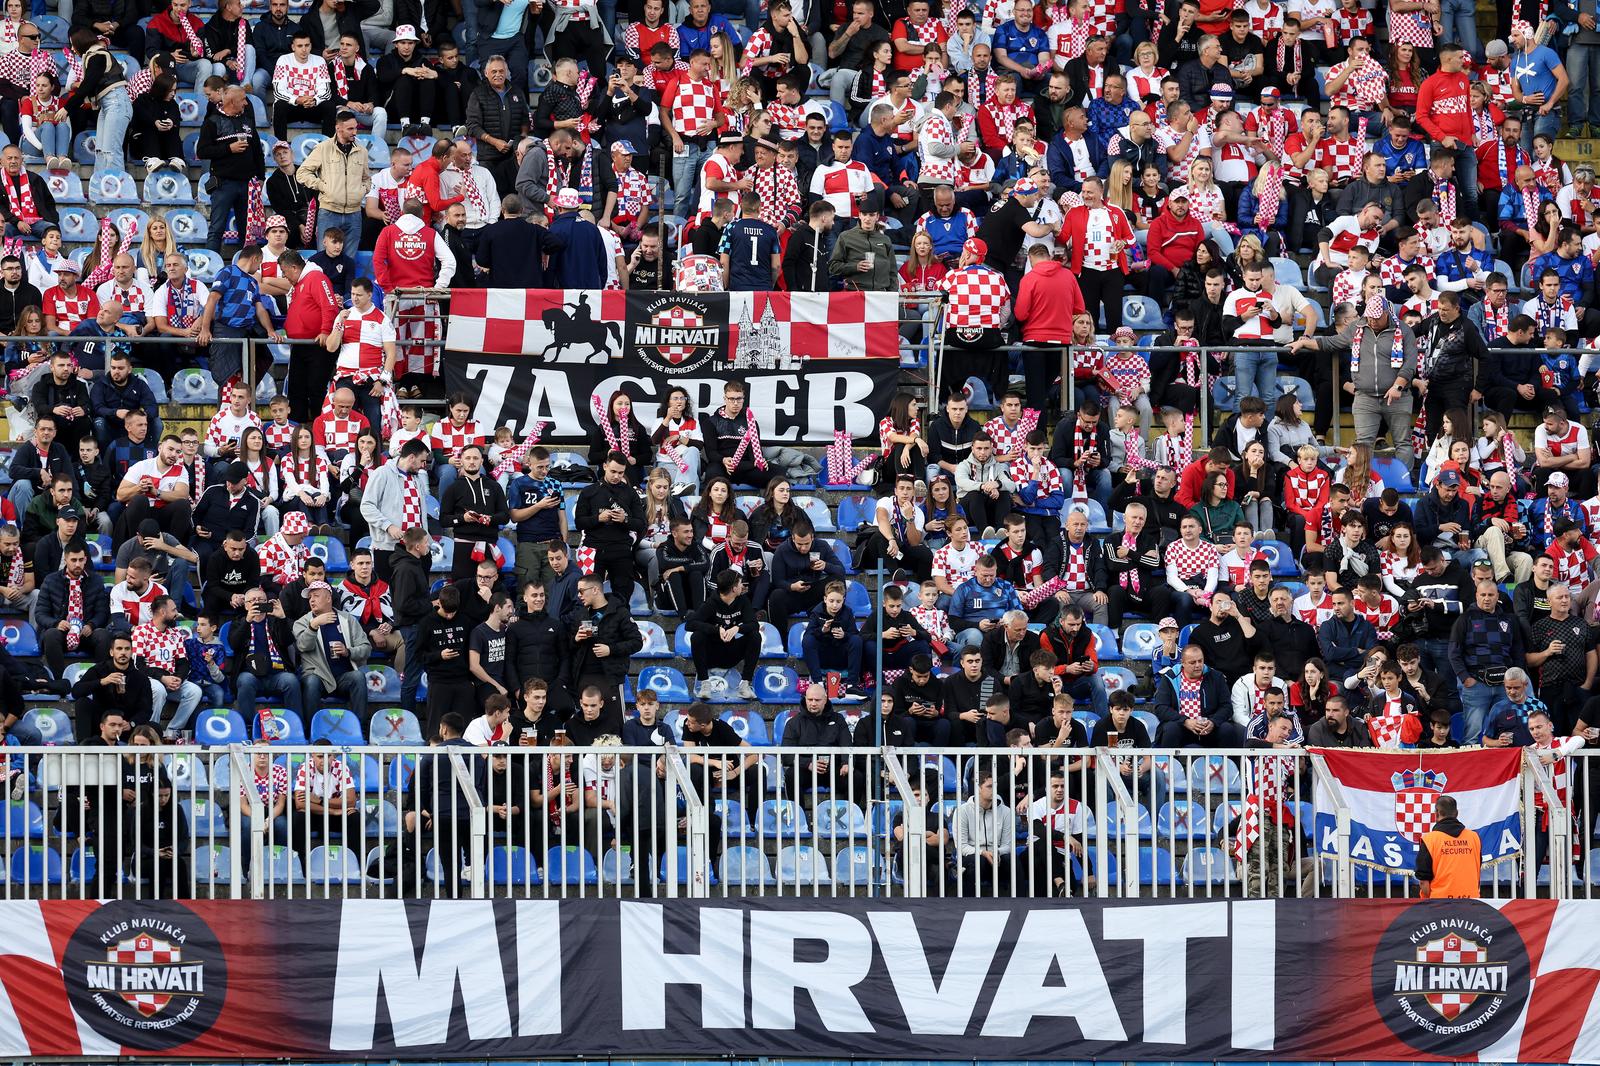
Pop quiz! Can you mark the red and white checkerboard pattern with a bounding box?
[1315,135,1366,185]
[1394,787,1439,842]
[111,934,176,965]
[1419,933,1485,1020]
[941,267,1012,329]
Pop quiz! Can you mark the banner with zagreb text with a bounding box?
[442,289,903,443]
[6,897,1600,1062]
[1312,747,1525,874]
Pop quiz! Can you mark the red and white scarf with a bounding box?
[489,422,548,481]
[1,168,34,221]
[1434,180,1456,226]
[1117,532,1141,594]
[235,18,247,82]
[724,406,768,472]
[1350,305,1404,380]
[1522,184,1543,235]
[592,394,634,457]
[245,177,267,245]
[0,550,22,589]
[65,576,82,649]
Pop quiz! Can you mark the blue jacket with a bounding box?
[1530,250,1595,303]
[948,576,1024,630]
[1046,131,1104,194]
[1318,613,1377,679]
[1497,184,1554,228]
[90,373,159,432]
[546,213,610,290]
[1483,695,1546,746]
[1524,496,1588,551]
[677,13,740,56]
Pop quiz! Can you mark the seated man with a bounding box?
[684,568,760,700]
[1153,644,1242,747]
[229,586,304,723]
[293,579,372,728]
[131,594,203,738]
[113,433,194,545]
[286,740,364,864]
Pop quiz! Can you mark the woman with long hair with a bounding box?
[587,389,653,474]
[920,474,964,550]
[692,475,745,552]
[70,27,132,178]
[1531,133,1573,195]
[1133,163,1166,224]
[238,424,282,536]
[1224,233,1265,291]
[650,384,703,490]
[1170,238,1223,308]
[138,216,178,289]
[1379,521,1421,598]
[850,39,895,122]
[1169,157,1234,254]
[4,305,53,413]
[1266,393,1336,465]
[1472,410,1527,483]
[636,466,689,587]
[878,391,929,484]
[338,428,385,543]
[280,424,335,531]
[1422,406,1471,483]
[1529,199,1566,261]
[709,31,740,95]
[1437,437,1484,503]
[1336,442,1382,501]
[899,230,947,292]
[1234,438,1277,538]
[747,474,800,551]
[1288,657,1340,732]
[1386,41,1423,117]
[1190,470,1247,544]
[1105,159,1141,226]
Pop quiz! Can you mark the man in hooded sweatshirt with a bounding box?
[1012,242,1086,413]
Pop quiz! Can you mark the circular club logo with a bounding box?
[66,902,227,1051]
[1370,901,1529,1055]
[631,295,722,374]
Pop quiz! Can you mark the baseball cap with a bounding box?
[227,460,250,483]
[306,580,332,593]
[1259,86,1281,100]
[1549,471,1571,487]
[1435,469,1461,486]
[1157,616,1179,631]
[138,519,161,537]
[58,505,81,521]
[610,139,637,155]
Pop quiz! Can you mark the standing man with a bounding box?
[1292,295,1416,469]
[465,55,526,194]
[280,251,340,424]
[359,438,430,582]
[1415,44,1480,217]
[296,110,371,249]
[195,85,265,255]
[575,452,646,605]
[1416,795,1481,898]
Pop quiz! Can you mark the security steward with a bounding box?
[1415,795,1481,898]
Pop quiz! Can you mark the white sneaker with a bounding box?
[167,156,187,170]
[736,680,755,700]
[142,156,162,171]
[8,770,23,802]
[695,678,714,699]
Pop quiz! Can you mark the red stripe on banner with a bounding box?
[449,288,488,320]
[1315,746,1525,792]
[599,289,627,320]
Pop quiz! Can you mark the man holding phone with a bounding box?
[229,587,303,723]
[574,451,646,604]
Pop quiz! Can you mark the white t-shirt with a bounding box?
[1535,420,1591,458]
[463,714,508,746]
[1021,196,1062,260]
[876,496,926,535]
[122,456,188,499]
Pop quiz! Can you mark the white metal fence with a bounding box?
[0,744,1580,900]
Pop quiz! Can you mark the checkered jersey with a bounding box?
[739,28,792,77]
[668,76,723,137]
[1481,65,1515,108]
[334,304,397,380]
[264,420,297,455]
[941,266,1012,328]
[1378,254,1435,290]
[1171,182,1225,222]
[1355,592,1399,634]
[621,20,679,57]
[43,286,98,333]
[96,281,152,318]
[1331,267,1367,307]
[429,419,487,459]
[296,758,355,800]
[312,410,369,453]
[206,408,264,453]
[1331,6,1372,43]
[1314,133,1366,185]
[765,101,807,139]
[932,542,981,585]
[1165,538,1220,579]
[919,108,959,186]
[1387,0,1433,46]
[747,163,800,229]
[131,622,185,673]
[257,532,308,584]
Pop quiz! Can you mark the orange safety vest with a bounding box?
[1421,827,1482,898]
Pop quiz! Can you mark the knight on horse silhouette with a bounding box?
[540,293,622,362]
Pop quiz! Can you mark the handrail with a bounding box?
[227,743,264,901]
[1306,751,1353,899]
[661,744,709,899]
[1095,746,1140,899]
[880,748,926,899]
[446,749,487,900]
[1522,749,1572,899]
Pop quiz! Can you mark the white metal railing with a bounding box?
[0,744,1581,901]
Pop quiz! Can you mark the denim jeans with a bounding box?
[207,179,251,252]
[801,632,864,681]
[1065,671,1109,718]
[235,669,304,721]
[302,668,369,726]
[1570,44,1600,128]
[1521,108,1561,153]
[399,624,423,713]
[316,209,362,252]
[479,33,530,96]
[1439,0,1481,59]
[671,141,712,219]
[7,479,34,522]
[1458,678,1503,742]
[1233,346,1280,402]
[26,120,68,160]
[155,678,204,734]
[175,58,219,88]
[93,85,132,177]
[347,104,388,146]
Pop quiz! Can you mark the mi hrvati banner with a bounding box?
[8,899,1600,1061]
[1312,747,1524,874]
[442,289,903,443]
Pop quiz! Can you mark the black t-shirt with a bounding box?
[977,197,1031,274]
[685,718,744,748]
[1219,31,1265,75]
[1089,717,1152,748]
[469,622,510,686]
[629,254,668,291]
[1187,617,1255,681]
[721,217,780,291]
[690,220,724,257]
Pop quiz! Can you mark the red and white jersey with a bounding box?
[1327,57,1387,110]
[1048,14,1094,61]
[1387,0,1433,47]
[429,418,486,459]
[1219,547,1262,589]
[1330,267,1368,307]
[264,419,297,454]
[110,578,168,627]
[257,531,308,584]
[810,160,879,218]
[312,410,369,453]
[996,541,1043,586]
[122,457,188,503]
[1329,4,1372,43]
[1536,420,1590,458]
[1170,182,1225,223]
[1354,592,1400,635]
[1320,214,1380,269]
[1378,254,1435,291]
[1402,292,1441,320]
[696,151,740,217]
[1244,105,1297,152]
[940,266,1012,329]
[334,304,396,380]
[205,407,264,456]
[1077,205,1126,271]
[1125,66,1168,103]
[95,280,153,318]
[667,75,722,136]
[955,152,995,192]
[1224,287,1276,341]
[1549,541,1597,589]
[131,621,185,673]
[1532,736,1583,825]
[42,285,98,332]
[1294,589,1335,628]
[272,54,331,104]
[932,542,981,586]
[1241,0,1284,37]
[1313,133,1366,186]
[1211,141,1258,185]
[919,108,960,186]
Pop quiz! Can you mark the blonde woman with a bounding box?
[1105,159,1142,229]
[1125,41,1167,103]
[709,32,740,95]
[139,215,177,289]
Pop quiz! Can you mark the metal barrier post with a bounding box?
[1097,749,1139,898]
[1523,750,1572,899]
[662,745,709,899]
[882,748,925,898]
[1308,752,1352,898]
[227,745,266,900]
[447,750,487,899]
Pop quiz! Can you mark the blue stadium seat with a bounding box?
[1132,709,1160,738]
[67,846,96,885]
[1105,801,1153,839]
[304,536,348,572]
[250,707,307,744]
[1188,756,1245,796]
[195,708,247,746]
[357,133,389,167]
[5,800,46,838]
[308,845,365,885]
[21,707,72,744]
[671,622,692,658]
[628,584,652,616]
[43,169,84,205]
[9,844,63,884]
[387,754,417,793]
[1065,498,1109,532]
[720,845,776,886]
[871,800,904,839]
[363,798,401,838]
[88,169,139,205]
[833,845,886,886]
[164,751,209,791]
[1088,623,1120,661]
[795,495,835,531]
[172,367,219,404]
[844,580,871,618]
[835,494,875,530]
[754,664,803,706]
[0,621,38,658]
[1137,845,1178,887]
[814,799,868,839]
[369,707,424,745]
[184,247,224,284]
[759,799,811,838]
[719,708,771,745]
[659,847,715,886]
[291,133,327,163]
[71,129,97,167]
[34,14,66,47]
[83,533,114,571]
[822,536,855,574]
[636,665,692,703]
[1182,846,1235,886]
[165,206,207,246]
[1255,539,1297,576]
[264,845,304,885]
[1268,256,1304,288]
[778,844,831,884]
[134,367,169,403]
[601,847,633,885]
[1155,800,1209,841]
[786,621,807,657]
[769,710,792,745]
[491,845,542,885]
[364,666,402,702]
[636,620,671,657]
[1120,622,1162,660]
[425,847,464,884]
[176,90,205,126]
[310,707,365,745]
[1372,456,1415,493]
[143,171,194,205]
[1122,294,1162,329]
[544,845,599,885]
[59,204,95,243]
[183,797,228,835]
[351,754,385,794]
[1101,666,1138,696]
[758,621,784,658]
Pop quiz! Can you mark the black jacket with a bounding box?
[782,225,832,292]
[574,478,645,550]
[0,172,54,227]
[8,439,72,491]
[417,611,471,683]
[0,281,40,333]
[389,548,434,627]
[30,374,90,427]
[196,106,265,185]
[192,484,263,541]
[465,80,528,164]
[981,628,1042,682]
[567,593,642,684]
[507,610,565,690]
[202,546,260,618]
[228,614,299,678]
[769,538,845,594]
[1413,311,1487,387]
[780,705,852,747]
[73,659,154,726]
[687,591,754,641]
[36,569,110,629]
[439,472,509,548]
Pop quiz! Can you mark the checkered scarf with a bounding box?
[489,423,548,481]
[1350,297,1404,380]
[65,576,81,650]
[1534,293,1574,333]
[1,168,34,223]
[128,66,154,99]
[1434,180,1456,226]
[826,430,873,484]
[1062,537,1089,590]
[1233,753,1295,862]
[1367,693,1411,747]
[399,464,424,530]
[236,18,247,83]
[245,177,267,246]
[1255,162,1284,230]
[302,197,318,248]
[593,394,634,458]
[1524,184,1543,236]
[0,549,23,590]
[722,406,768,472]
[1274,36,1301,76]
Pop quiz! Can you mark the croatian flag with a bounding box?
[1312,748,1523,874]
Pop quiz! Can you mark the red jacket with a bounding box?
[1059,202,1134,274]
[1012,259,1085,342]
[408,157,464,226]
[1177,458,1236,509]
[373,215,456,291]
[1146,207,1206,273]
[1415,69,1473,147]
[283,264,339,341]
